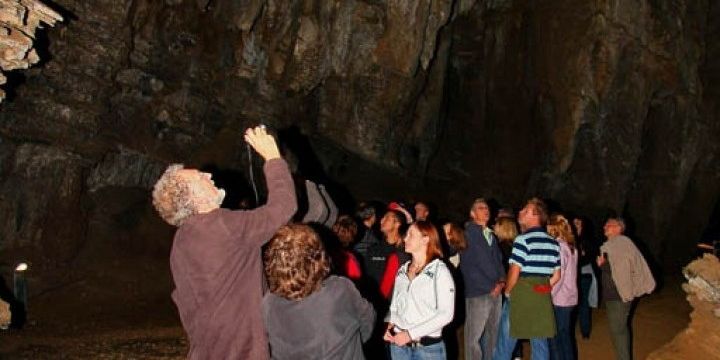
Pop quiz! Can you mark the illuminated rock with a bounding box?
[0,0,62,101]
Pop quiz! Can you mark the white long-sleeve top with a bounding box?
[388,258,455,340]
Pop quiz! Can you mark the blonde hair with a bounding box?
[547,213,575,250]
[494,216,519,243]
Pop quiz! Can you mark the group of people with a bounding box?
[151,126,656,360]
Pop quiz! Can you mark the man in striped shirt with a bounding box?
[494,198,560,360]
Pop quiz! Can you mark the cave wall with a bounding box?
[0,0,717,288]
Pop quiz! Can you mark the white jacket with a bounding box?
[388,258,455,340]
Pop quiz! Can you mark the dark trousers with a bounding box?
[606,300,632,360]
[577,274,593,338]
[550,306,575,360]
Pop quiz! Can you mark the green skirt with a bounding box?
[509,276,556,338]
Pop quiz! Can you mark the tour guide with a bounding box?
[151,126,296,359]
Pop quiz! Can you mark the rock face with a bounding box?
[649,254,720,359]
[0,0,717,293]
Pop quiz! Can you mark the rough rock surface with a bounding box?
[0,0,716,306]
[649,254,720,359]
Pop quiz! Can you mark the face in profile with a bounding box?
[380,212,398,234]
[443,223,452,241]
[603,219,623,238]
[518,203,534,228]
[404,225,428,254]
[182,170,225,210]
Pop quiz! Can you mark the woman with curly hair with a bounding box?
[262,224,376,360]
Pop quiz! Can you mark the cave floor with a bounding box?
[0,276,690,359]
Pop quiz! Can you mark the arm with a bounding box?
[491,235,507,296]
[345,278,376,343]
[301,180,326,223]
[225,127,297,246]
[319,184,338,227]
[504,264,521,296]
[380,253,400,299]
[384,271,402,342]
[505,238,526,295]
[345,252,363,281]
[549,269,561,287]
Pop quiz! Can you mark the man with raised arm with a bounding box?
[152,126,297,359]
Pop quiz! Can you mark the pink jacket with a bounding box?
[551,240,578,306]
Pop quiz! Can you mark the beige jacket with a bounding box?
[601,235,656,302]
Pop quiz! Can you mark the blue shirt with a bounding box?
[509,227,560,276]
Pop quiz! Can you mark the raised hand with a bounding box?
[244,125,281,161]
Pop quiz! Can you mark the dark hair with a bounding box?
[356,203,376,221]
[333,215,358,248]
[444,222,467,251]
[264,224,330,300]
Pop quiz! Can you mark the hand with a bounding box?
[383,329,392,342]
[393,330,412,346]
[244,126,281,161]
[491,282,504,297]
[596,254,605,267]
[383,323,395,342]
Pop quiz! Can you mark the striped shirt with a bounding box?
[509,227,560,276]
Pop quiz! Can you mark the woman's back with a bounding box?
[263,276,375,360]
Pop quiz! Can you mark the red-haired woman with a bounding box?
[383,221,455,359]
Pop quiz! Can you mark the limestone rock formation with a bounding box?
[0,0,62,101]
[649,254,720,360]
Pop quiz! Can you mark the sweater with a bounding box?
[263,276,375,360]
[459,222,506,297]
[170,159,297,360]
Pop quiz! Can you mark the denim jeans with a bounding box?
[493,299,550,360]
[389,342,446,360]
[465,294,502,360]
[577,274,593,338]
[550,305,575,360]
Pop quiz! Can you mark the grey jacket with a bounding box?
[263,276,376,360]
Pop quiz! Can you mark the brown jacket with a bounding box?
[601,235,656,302]
[170,159,296,360]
